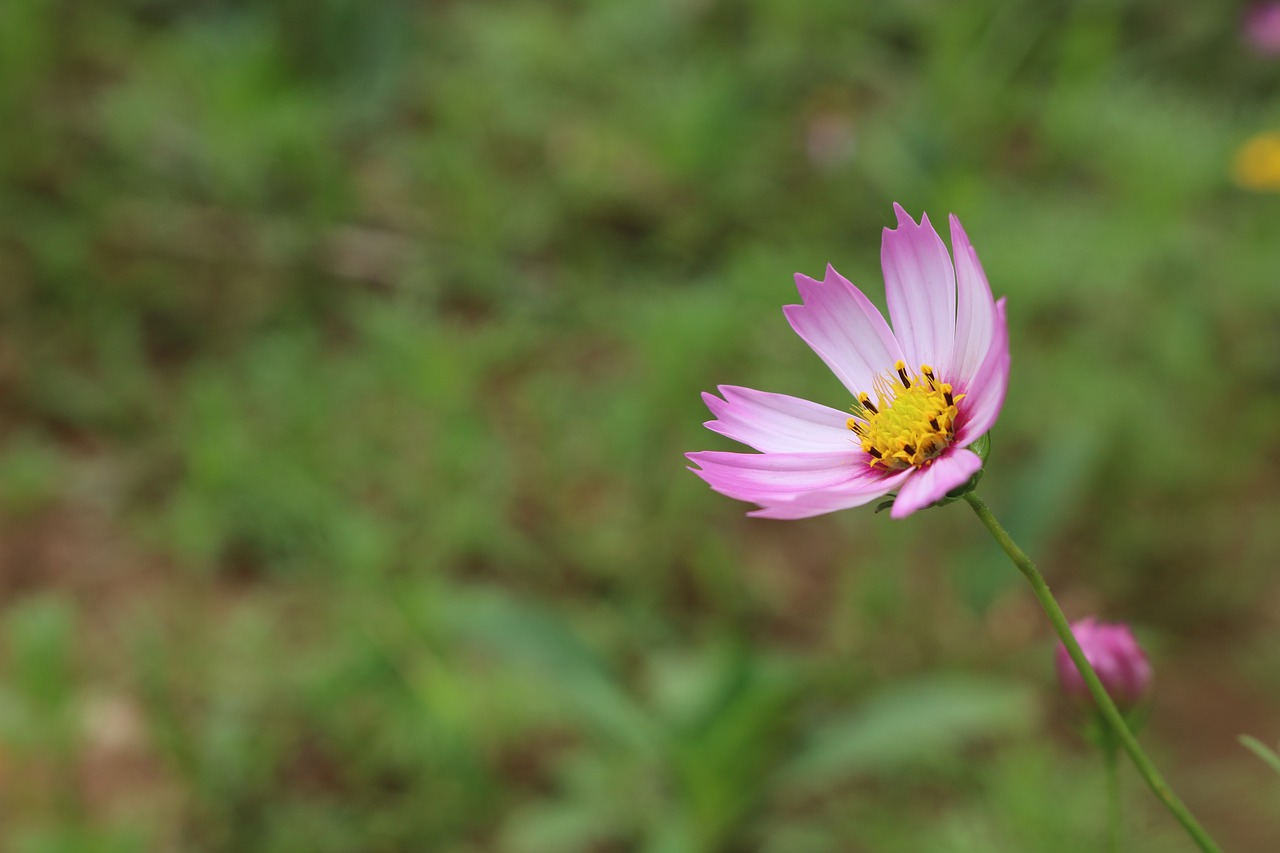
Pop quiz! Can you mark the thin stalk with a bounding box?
[963,492,1220,853]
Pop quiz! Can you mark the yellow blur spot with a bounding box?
[1233,132,1280,192]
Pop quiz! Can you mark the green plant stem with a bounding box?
[962,492,1221,853]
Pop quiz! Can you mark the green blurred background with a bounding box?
[2,1,1279,850]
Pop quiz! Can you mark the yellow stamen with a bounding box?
[846,364,966,470]
[894,360,911,388]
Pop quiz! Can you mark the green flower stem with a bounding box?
[962,492,1221,853]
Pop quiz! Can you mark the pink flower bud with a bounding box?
[1055,618,1152,710]
[1246,3,1280,56]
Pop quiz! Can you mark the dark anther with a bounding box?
[860,396,878,414]
[929,417,940,431]
[867,447,882,458]
[897,365,911,387]
[944,390,954,406]
[902,443,916,456]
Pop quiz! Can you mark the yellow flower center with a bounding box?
[846,361,965,470]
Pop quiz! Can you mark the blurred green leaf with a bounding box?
[0,434,64,515]
[1240,735,1280,777]
[6,597,75,718]
[439,589,652,747]
[782,676,1038,786]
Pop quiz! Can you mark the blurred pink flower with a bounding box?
[1246,3,1280,55]
[1056,618,1153,710]
[687,205,1009,520]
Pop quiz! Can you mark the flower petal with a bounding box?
[948,214,996,390]
[955,298,1009,446]
[702,386,856,453]
[686,449,877,504]
[784,265,904,397]
[889,448,983,519]
[747,470,912,520]
[881,204,956,373]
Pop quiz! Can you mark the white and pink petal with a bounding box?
[747,470,912,520]
[889,448,983,519]
[948,215,997,390]
[881,204,956,374]
[784,265,904,398]
[702,386,856,454]
[686,449,883,504]
[955,298,1009,447]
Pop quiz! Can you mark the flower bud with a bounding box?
[1055,618,1152,711]
[1246,3,1280,56]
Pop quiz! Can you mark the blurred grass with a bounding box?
[1,0,1280,850]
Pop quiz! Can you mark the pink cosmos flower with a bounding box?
[687,204,1009,520]
[1055,618,1153,711]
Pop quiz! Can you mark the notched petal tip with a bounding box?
[881,203,957,373]
[792,270,821,293]
[948,213,970,249]
[792,265,853,295]
[789,272,830,312]
[783,266,906,398]
[887,204,945,241]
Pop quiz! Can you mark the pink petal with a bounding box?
[889,448,983,519]
[955,298,1009,446]
[948,215,997,390]
[702,386,856,453]
[784,265,904,397]
[881,204,957,375]
[686,449,886,505]
[747,471,912,520]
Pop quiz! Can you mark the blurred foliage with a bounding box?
[1,0,1279,850]
[1240,735,1280,776]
